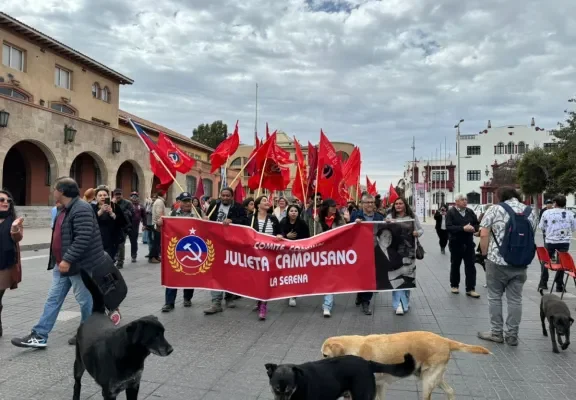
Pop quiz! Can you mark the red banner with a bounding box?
[161,218,417,301]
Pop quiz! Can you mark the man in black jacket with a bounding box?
[203,187,246,314]
[446,194,480,298]
[11,177,107,349]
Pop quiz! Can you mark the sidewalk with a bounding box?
[20,227,52,251]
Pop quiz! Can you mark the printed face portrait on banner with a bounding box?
[373,221,416,290]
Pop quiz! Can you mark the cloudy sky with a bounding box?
[3,0,576,191]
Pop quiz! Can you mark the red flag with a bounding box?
[306,142,318,197]
[194,174,205,199]
[247,134,290,192]
[292,138,307,202]
[343,147,361,187]
[157,132,195,174]
[130,119,175,189]
[388,183,399,204]
[317,130,345,204]
[245,136,261,177]
[366,177,378,196]
[234,182,245,203]
[210,121,240,173]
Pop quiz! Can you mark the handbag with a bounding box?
[415,239,425,260]
[85,252,128,311]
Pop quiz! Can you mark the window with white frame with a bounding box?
[467,170,481,181]
[55,66,71,89]
[2,43,24,71]
[186,176,197,194]
[467,146,481,156]
[101,87,110,102]
[431,170,447,181]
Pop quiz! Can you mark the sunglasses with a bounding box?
[0,197,13,204]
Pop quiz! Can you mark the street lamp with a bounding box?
[0,110,9,128]
[422,169,428,222]
[485,165,490,177]
[454,119,464,194]
[112,138,122,153]
[64,125,77,143]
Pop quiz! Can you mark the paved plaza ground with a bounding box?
[1,225,576,399]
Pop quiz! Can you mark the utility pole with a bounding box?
[411,136,416,210]
[454,119,464,194]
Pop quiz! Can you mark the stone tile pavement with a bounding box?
[1,226,576,399]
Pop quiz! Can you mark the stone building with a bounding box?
[0,12,236,227]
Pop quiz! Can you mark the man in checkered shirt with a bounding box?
[478,187,538,347]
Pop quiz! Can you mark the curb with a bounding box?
[20,233,146,252]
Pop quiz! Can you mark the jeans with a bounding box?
[129,228,139,259]
[323,294,334,311]
[165,288,194,305]
[540,242,570,288]
[211,291,234,304]
[146,226,154,255]
[392,290,411,312]
[142,229,149,244]
[449,241,477,291]
[32,267,93,341]
[485,260,527,338]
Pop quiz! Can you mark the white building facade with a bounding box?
[401,118,574,213]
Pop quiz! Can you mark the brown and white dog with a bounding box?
[321,331,491,400]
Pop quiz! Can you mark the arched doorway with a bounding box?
[70,152,104,196]
[2,141,55,205]
[116,161,143,194]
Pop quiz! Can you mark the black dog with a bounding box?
[73,270,173,400]
[540,289,574,353]
[265,353,415,400]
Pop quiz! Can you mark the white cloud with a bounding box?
[3,0,576,188]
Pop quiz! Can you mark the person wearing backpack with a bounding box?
[538,195,576,292]
[478,187,538,346]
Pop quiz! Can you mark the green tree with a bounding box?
[517,148,556,195]
[192,120,228,149]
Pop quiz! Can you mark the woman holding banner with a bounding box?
[313,199,347,318]
[246,195,281,320]
[278,204,310,307]
[386,197,423,315]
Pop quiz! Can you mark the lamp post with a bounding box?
[0,110,9,128]
[454,119,464,194]
[422,168,427,222]
[485,165,490,177]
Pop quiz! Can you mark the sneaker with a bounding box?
[395,304,404,315]
[451,287,459,294]
[116,264,123,270]
[68,336,76,346]
[204,303,223,315]
[110,310,121,326]
[477,331,504,343]
[149,258,160,264]
[323,309,331,318]
[226,299,236,309]
[505,336,519,346]
[162,304,175,313]
[11,333,47,348]
[183,299,192,308]
[361,302,372,315]
[288,298,297,307]
[131,257,137,263]
[466,291,480,298]
[258,303,267,320]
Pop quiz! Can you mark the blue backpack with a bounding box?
[492,202,535,266]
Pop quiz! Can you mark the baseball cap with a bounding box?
[545,199,553,205]
[113,188,122,195]
[179,192,192,201]
[130,191,139,197]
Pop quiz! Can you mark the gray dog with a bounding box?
[540,289,574,353]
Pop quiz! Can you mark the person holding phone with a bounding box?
[277,204,310,307]
[92,188,128,261]
[434,204,449,254]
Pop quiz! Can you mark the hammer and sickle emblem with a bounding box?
[182,241,203,262]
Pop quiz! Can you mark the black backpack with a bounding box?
[492,202,535,267]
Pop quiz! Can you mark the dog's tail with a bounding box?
[368,353,415,378]
[446,338,491,355]
[80,269,106,314]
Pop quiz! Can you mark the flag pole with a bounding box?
[251,156,270,228]
[297,163,307,207]
[313,139,321,236]
[228,149,259,189]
